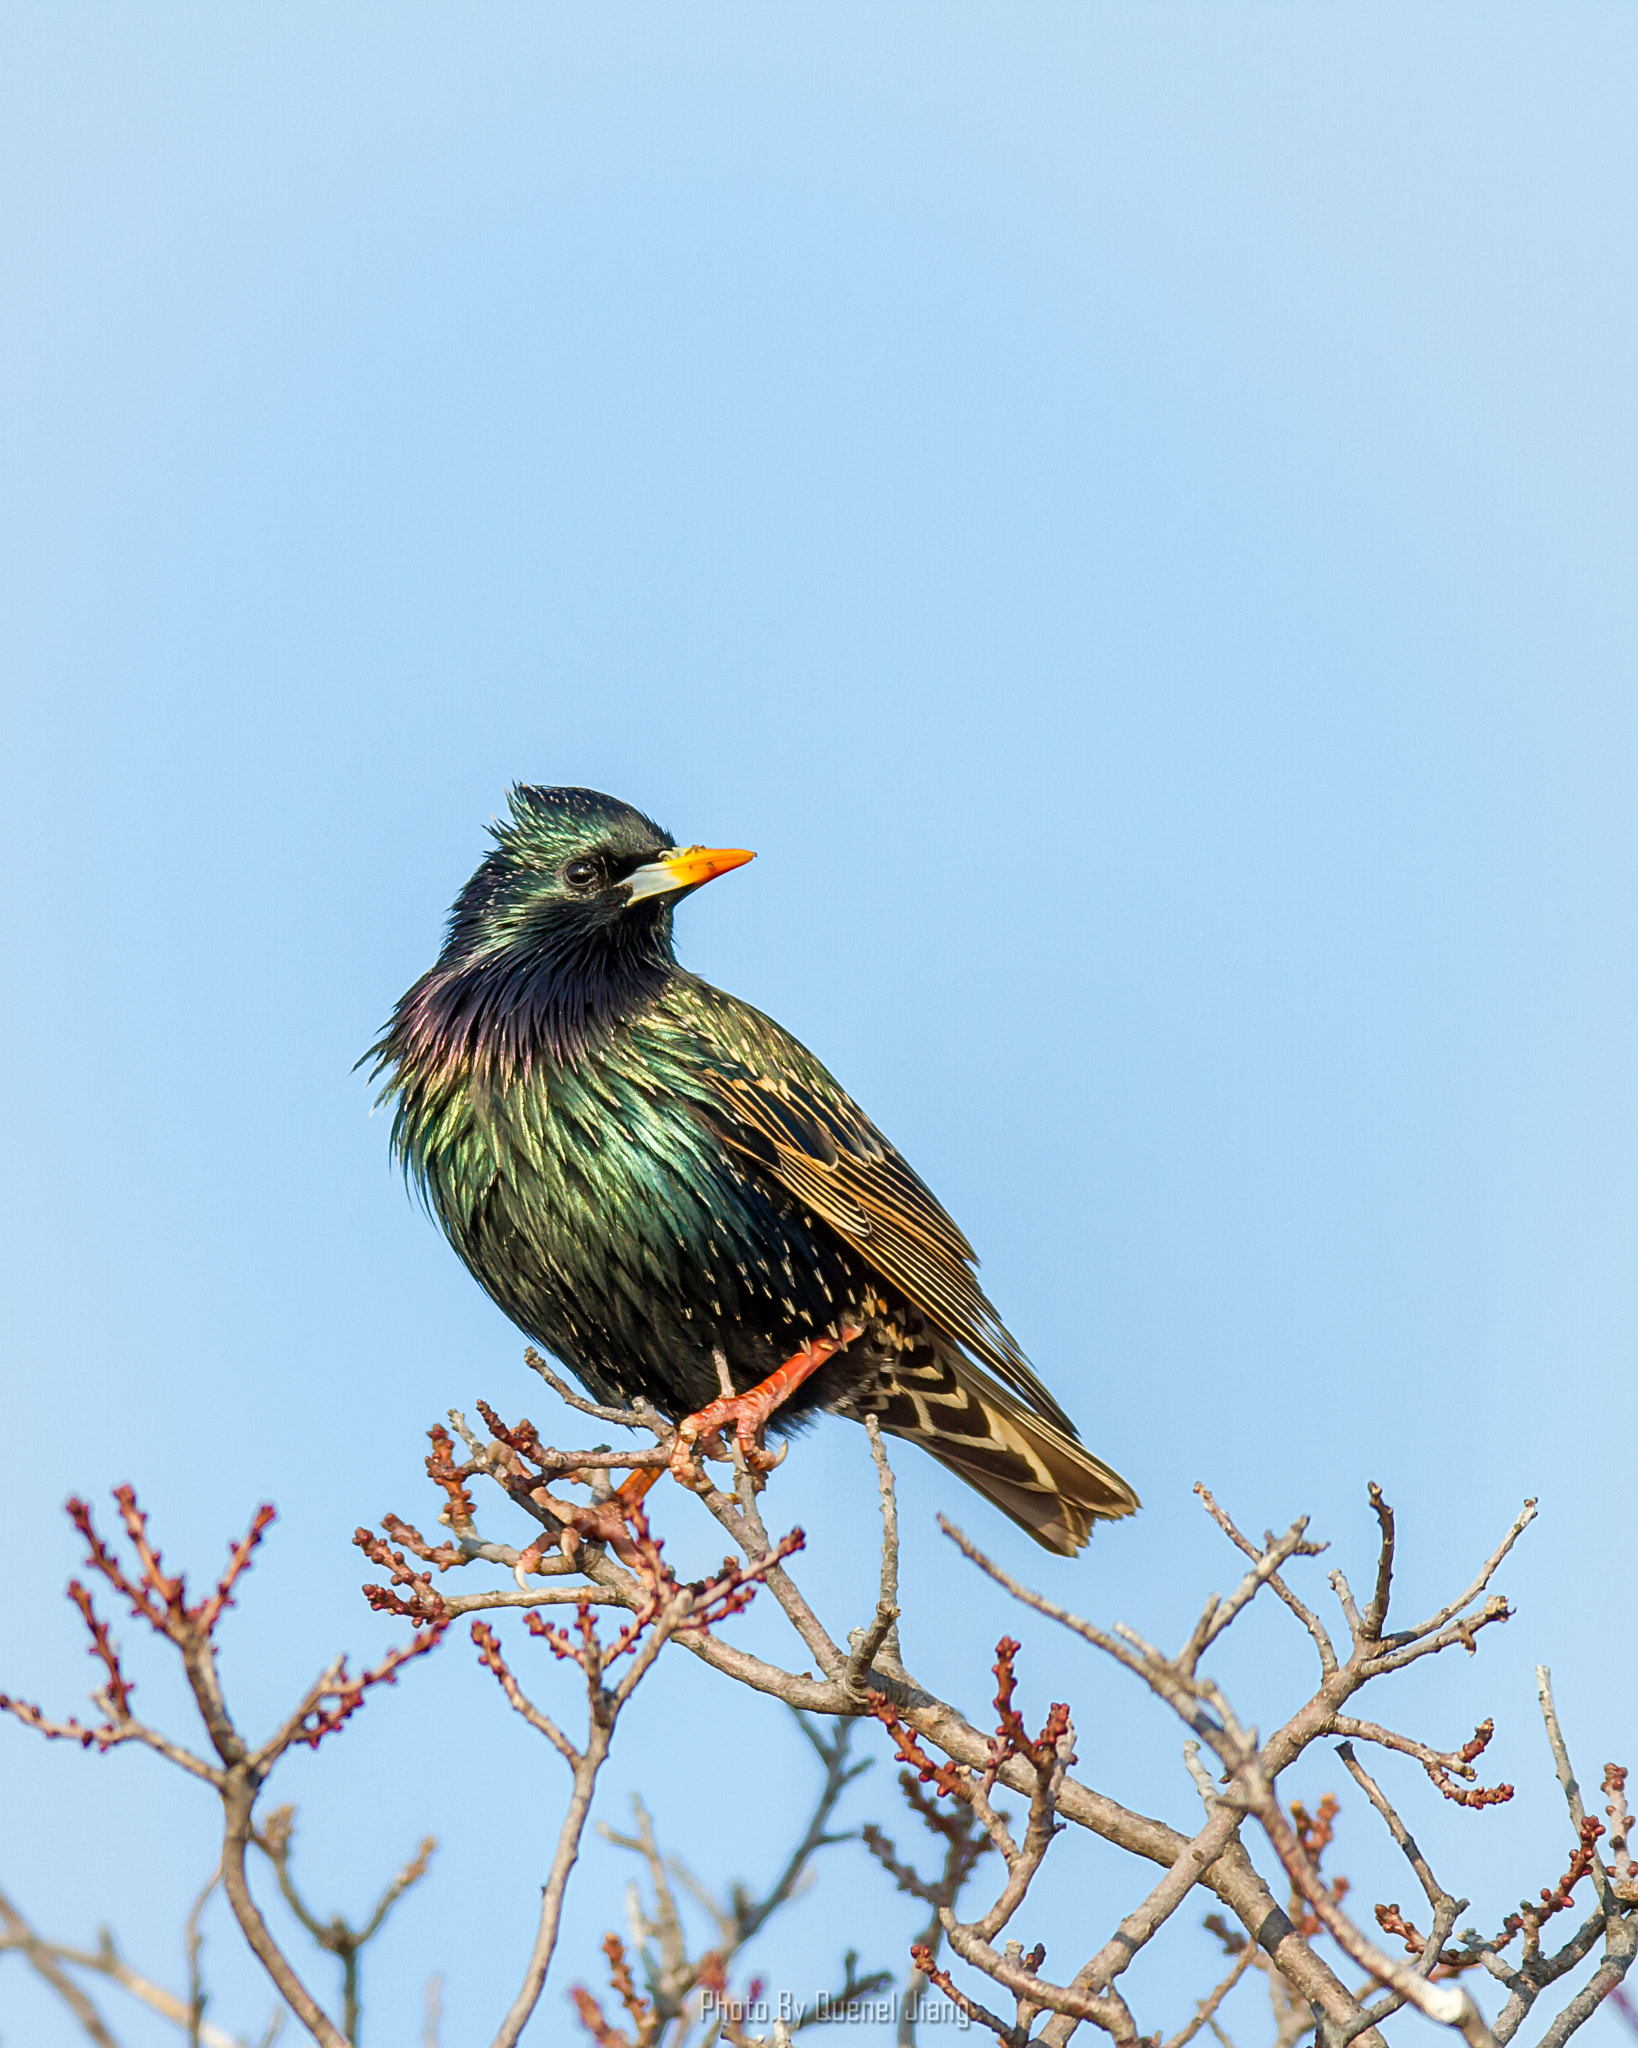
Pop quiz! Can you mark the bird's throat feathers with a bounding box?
[381,906,677,1096]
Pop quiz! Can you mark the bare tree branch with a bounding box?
[11,1365,1631,2048]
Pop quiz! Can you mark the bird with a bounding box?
[369,785,1138,1554]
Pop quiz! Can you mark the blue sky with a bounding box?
[2,7,1635,2043]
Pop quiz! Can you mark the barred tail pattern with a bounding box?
[836,1346,1139,1556]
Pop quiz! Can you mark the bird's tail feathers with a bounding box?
[844,1352,1139,1556]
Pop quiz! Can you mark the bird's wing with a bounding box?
[685,988,1078,1437]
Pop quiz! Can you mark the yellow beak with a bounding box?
[624,845,756,903]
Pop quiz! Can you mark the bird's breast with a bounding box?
[424,1046,868,1413]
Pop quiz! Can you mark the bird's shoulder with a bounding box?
[649,974,977,1260]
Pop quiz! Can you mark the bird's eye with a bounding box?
[563,857,603,891]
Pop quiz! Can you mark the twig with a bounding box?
[0,1880,244,2048]
[490,1719,613,2048]
[184,1864,218,2048]
[3,1490,449,2048]
[1160,1945,1256,2048]
[1195,1485,1337,1676]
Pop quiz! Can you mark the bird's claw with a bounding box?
[513,1474,658,1581]
[666,1327,862,1489]
[667,1417,741,1489]
[513,1534,554,1590]
[668,1410,783,1488]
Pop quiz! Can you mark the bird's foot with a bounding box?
[668,1326,864,1487]
[512,1463,664,1585]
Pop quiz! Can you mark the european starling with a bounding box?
[371,787,1138,1553]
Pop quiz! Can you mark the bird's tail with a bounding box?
[844,1352,1139,1556]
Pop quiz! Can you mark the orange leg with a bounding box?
[614,1463,663,1508]
[670,1326,865,1484]
[515,1334,864,1586]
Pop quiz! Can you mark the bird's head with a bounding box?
[445,785,755,966]
[375,785,753,1094]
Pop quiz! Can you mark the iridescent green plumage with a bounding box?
[371,786,1138,1552]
